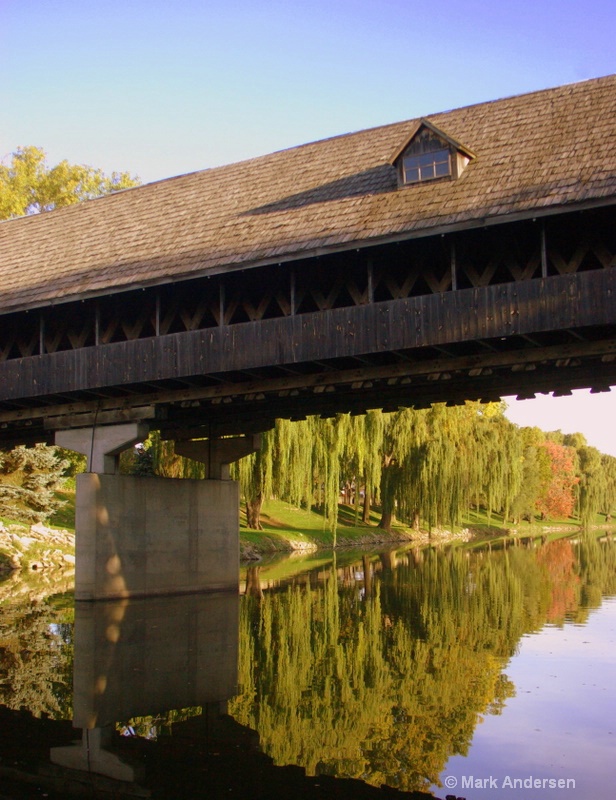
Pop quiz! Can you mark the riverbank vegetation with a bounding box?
[140,401,616,546]
[0,401,615,562]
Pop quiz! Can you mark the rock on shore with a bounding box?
[0,520,75,573]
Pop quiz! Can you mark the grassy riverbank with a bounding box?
[1,487,606,573]
[237,497,598,558]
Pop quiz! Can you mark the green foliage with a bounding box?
[600,454,616,519]
[0,445,68,523]
[0,600,73,719]
[0,146,140,220]
[230,401,612,539]
[54,447,87,479]
[133,431,205,479]
[576,445,605,526]
[124,401,612,539]
[230,537,616,792]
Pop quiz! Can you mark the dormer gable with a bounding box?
[390,119,475,188]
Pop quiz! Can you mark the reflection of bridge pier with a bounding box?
[57,423,258,600]
[51,592,238,782]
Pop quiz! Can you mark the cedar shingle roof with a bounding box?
[1,75,615,315]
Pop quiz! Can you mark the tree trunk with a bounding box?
[362,490,371,524]
[379,508,393,532]
[246,492,263,530]
[379,453,396,532]
[411,509,420,531]
[245,566,263,598]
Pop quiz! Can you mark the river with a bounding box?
[0,532,614,799]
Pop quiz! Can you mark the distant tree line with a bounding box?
[228,402,616,537]
[135,401,616,540]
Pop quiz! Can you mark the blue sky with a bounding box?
[1,0,615,453]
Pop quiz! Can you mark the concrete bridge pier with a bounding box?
[55,424,258,601]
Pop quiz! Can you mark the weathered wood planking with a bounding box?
[0,269,614,404]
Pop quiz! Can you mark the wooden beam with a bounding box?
[42,405,159,431]
[1,337,615,427]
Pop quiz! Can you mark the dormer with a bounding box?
[390,119,475,188]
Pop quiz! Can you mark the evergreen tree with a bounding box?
[0,445,68,523]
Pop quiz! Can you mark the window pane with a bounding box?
[404,165,420,182]
[403,149,451,184]
[417,152,436,168]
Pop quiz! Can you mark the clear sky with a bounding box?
[1,0,615,453]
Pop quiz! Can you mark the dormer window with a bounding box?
[390,119,475,188]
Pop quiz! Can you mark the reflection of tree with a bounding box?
[230,553,514,792]
[536,540,580,624]
[0,599,73,719]
[576,533,616,617]
[229,538,616,793]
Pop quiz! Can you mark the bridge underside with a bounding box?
[0,207,614,446]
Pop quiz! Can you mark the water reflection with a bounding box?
[50,592,238,782]
[231,535,616,796]
[0,533,614,798]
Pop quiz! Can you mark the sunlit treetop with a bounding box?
[0,145,140,220]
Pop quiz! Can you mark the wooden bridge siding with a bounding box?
[0,268,613,404]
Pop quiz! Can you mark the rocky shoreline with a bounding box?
[0,521,75,574]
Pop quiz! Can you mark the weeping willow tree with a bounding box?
[576,445,605,527]
[378,407,430,531]
[235,429,274,529]
[376,402,522,533]
[600,453,616,521]
[472,406,524,525]
[410,403,475,530]
[272,417,318,510]
[349,410,386,524]
[126,403,611,538]
[312,414,350,543]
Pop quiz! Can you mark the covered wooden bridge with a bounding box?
[0,75,614,598]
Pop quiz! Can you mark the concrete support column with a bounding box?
[55,426,251,601]
[74,474,240,600]
[174,434,261,479]
[55,422,149,474]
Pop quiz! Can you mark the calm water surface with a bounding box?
[0,533,614,799]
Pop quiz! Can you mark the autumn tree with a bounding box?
[535,440,579,520]
[0,145,140,220]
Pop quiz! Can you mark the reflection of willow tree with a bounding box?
[230,551,520,792]
[575,533,616,617]
[0,600,73,719]
[229,539,616,792]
